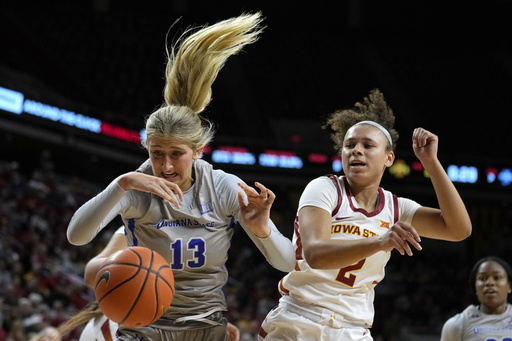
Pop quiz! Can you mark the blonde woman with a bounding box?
[67,12,294,341]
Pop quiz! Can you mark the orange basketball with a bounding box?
[94,246,174,327]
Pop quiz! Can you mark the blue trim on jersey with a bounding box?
[127,218,138,246]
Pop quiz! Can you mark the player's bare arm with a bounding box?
[411,128,472,241]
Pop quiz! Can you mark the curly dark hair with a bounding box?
[323,89,399,154]
[468,256,512,296]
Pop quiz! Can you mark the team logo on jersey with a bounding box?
[95,271,110,289]
[200,201,214,214]
[379,220,391,229]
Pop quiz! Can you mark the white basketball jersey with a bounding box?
[279,175,419,328]
[79,315,118,341]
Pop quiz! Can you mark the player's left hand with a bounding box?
[412,127,439,165]
[237,182,274,238]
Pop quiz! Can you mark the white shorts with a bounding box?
[258,300,373,341]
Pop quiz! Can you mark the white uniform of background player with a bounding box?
[79,314,118,341]
[259,175,420,340]
[78,226,124,341]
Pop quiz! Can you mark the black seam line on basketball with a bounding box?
[156,267,175,295]
[151,257,160,323]
[150,264,175,318]
[97,248,145,306]
[97,265,142,304]
[151,266,172,321]
[97,263,168,301]
[120,250,154,325]
[100,262,163,274]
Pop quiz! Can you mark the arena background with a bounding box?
[1,1,511,340]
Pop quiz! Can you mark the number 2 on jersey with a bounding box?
[336,259,366,287]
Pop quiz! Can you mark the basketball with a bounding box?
[94,246,174,327]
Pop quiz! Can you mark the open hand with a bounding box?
[237,182,274,238]
[378,221,422,256]
[118,172,184,208]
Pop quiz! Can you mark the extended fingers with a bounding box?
[396,222,421,243]
[128,173,183,208]
[390,236,413,256]
[238,182,273,198]
[238,182,258,196]
[391,223,422,255]
[254,182,275,203]
[158,180,183,208]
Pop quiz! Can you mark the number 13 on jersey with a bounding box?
[170,238,206,269]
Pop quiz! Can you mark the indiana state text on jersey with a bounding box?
[157,219,215,229]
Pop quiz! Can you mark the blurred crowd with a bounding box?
[0,156,102,341]
[0,150,510,341]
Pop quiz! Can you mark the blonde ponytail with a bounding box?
[164,12,264,112]
[143,12,264,150]
[56,302,103,338]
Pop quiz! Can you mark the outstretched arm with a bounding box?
[236,182,295,272]
[410,128,472,241]
[237,182,274,238]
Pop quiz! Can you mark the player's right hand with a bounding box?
[378,221,422,256]
[118,172,184,208]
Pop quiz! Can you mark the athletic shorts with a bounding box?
[117,312,228,341]
[258,299,373,341]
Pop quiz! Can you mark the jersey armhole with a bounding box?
[324,174,342,216]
